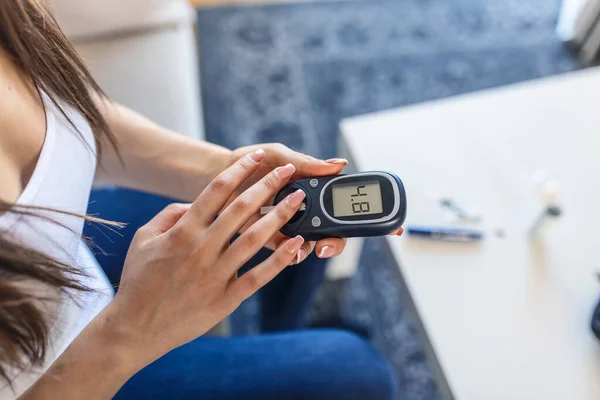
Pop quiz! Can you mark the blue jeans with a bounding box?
[85,189,398,399]
[114,330,397,400]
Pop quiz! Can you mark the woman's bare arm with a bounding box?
[19,307,143,400]
[94,98,233,202]
[92,97,354,260]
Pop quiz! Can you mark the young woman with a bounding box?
[0,1,402,399]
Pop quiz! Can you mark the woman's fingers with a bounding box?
[268,234,315,264]
[295,241,315,264]
[210,163,297,242]
[226,236,305,304]
[311,229,402,259]
[181,149,265,227]
[390,227,404,236]
[223,189,306,270]
[315,238,347,259]
[137,203,192,239]
[273,145,348,179]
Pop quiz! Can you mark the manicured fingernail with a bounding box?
[275,163,296,179]
[324,158,348,165]
[295,248,308,264]
[249,149,265,162]
[318,245,336,258]
[286,189,306,208]
[288,235,305,254]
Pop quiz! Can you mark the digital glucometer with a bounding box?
[264,172,407,241]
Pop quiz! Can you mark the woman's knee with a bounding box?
[305,329,399,400]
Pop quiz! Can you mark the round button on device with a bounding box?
[309,179,319,188]
[311,216,321,227]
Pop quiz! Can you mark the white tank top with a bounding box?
[0,92,114,399]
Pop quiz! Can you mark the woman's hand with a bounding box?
[23,150,308,400]
[229,144,350,263]
[108,149,306,368]
[229,144,403,263]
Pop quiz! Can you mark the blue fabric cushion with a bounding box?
[84,188,176,286]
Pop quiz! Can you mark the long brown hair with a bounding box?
[0,0,118,384]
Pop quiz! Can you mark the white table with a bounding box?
[340,68,600,400]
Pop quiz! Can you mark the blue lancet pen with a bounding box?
[406,226,484,242]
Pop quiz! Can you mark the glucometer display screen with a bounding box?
[332,181,383,217]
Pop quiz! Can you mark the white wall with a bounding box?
[54,0,205,140]
[75,24,205,140]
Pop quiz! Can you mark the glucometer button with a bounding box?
[309,179,319,188]
[311,216,322,227]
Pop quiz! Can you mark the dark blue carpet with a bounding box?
[197,1,580,398]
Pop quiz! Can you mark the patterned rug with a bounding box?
[197,1,580,398]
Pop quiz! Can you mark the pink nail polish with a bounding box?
[324,158,348,165]
[275,163,296,179]
[318,245,336,258]
[288,235,305,254]
[295,249,307,264]
[249,149,265,162]
[286,189,306,208]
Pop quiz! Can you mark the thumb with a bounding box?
[144,203,192,237]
